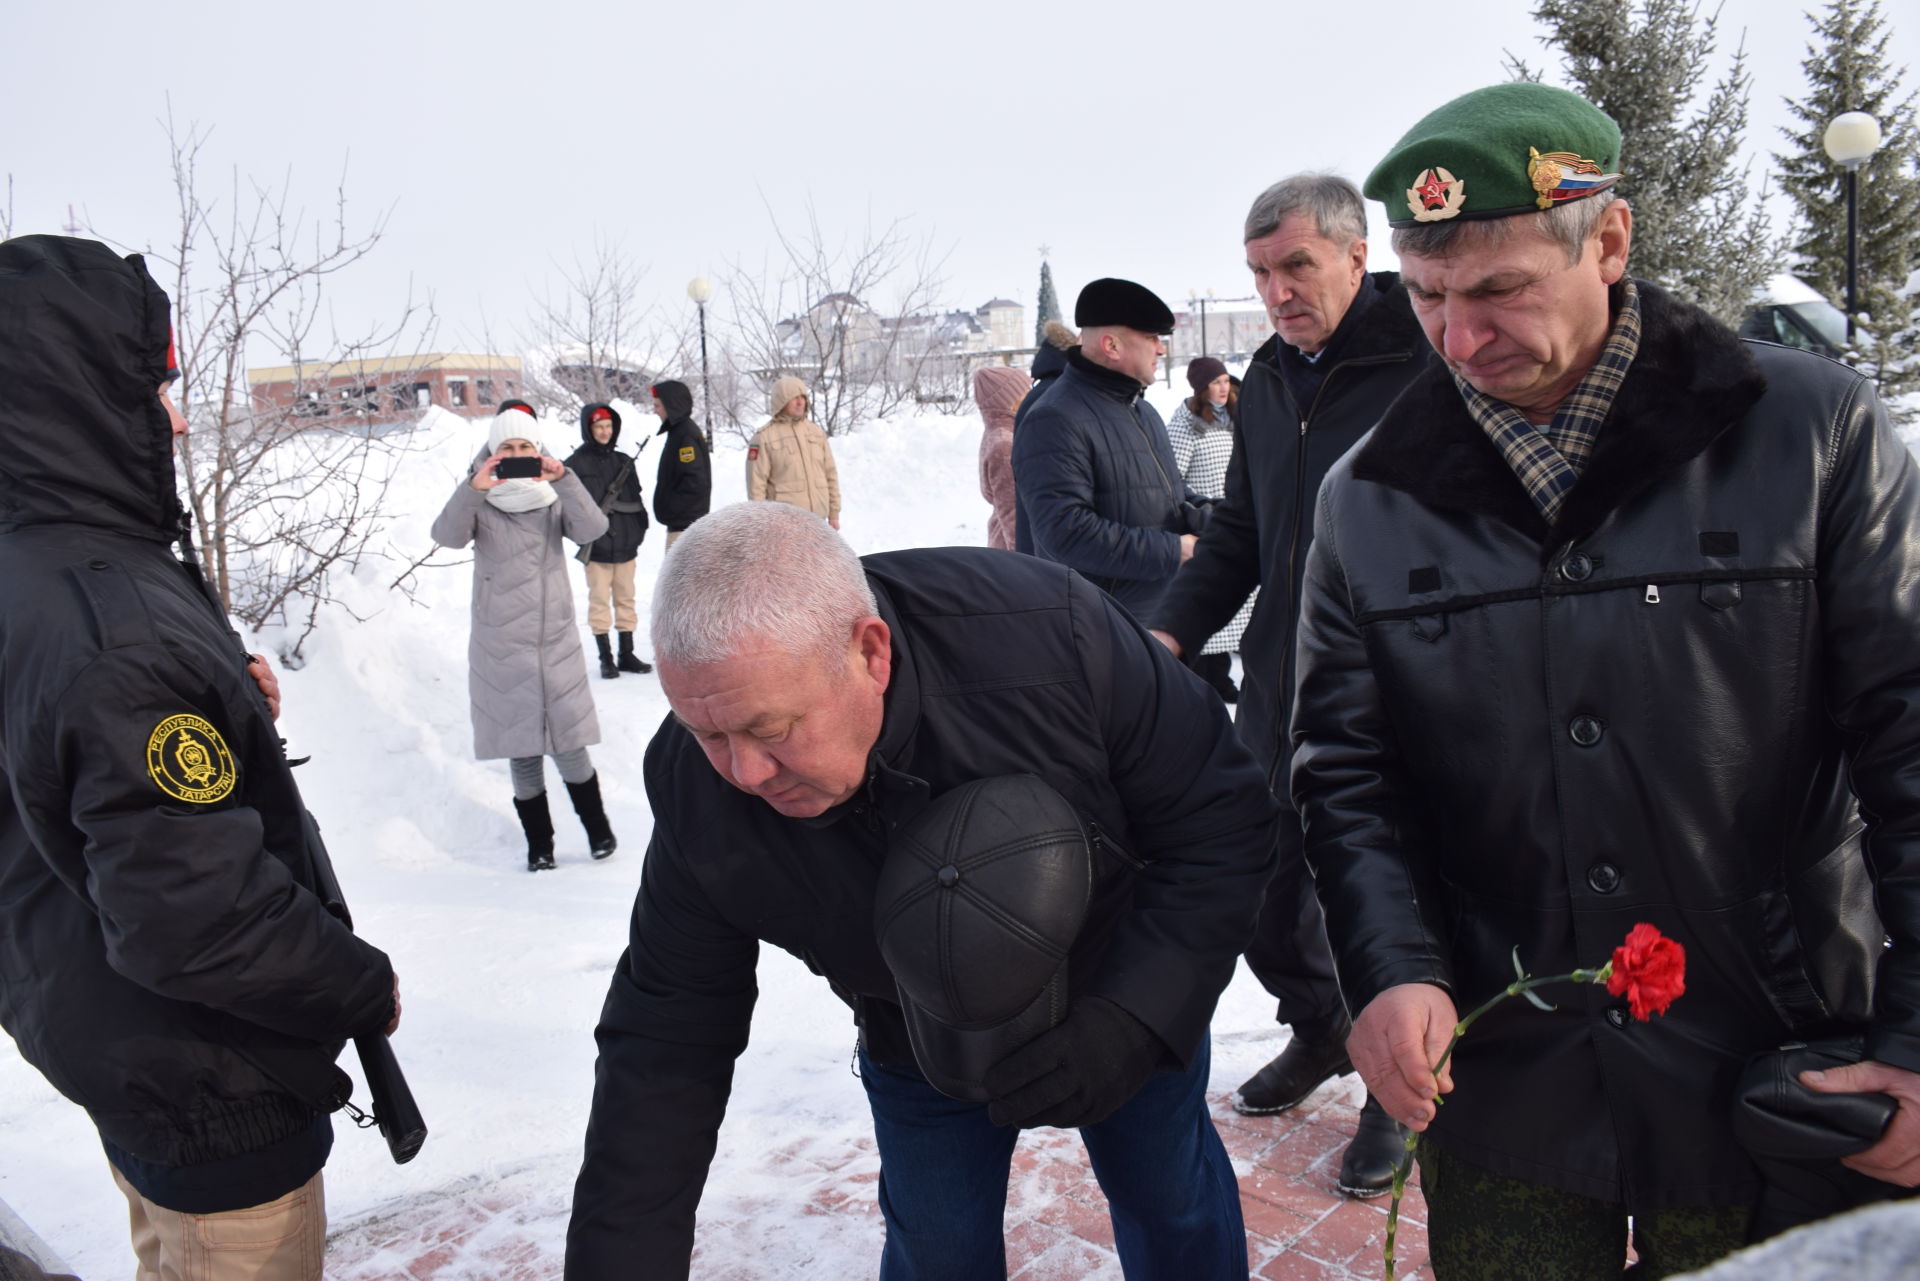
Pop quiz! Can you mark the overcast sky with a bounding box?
[5,0,1913,364]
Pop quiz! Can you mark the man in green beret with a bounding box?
[1291,81,1920,1275]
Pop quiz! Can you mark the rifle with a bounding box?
[299,804,429,1164]
[179,525,426,1163]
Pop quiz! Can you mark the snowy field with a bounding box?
[0,381,1315,1279]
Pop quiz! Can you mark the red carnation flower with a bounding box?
[1605,922,1686,1020]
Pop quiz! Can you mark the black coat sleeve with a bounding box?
[566,735,759,1279]
[653,425,713,530]
[42,647,393,1041]
[1070,574,1280,1060]
[1814,376,1920,1075]
[1289,472,1454,1014]
[1151,418,1263,653]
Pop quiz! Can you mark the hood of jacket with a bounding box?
[579,401,623,447]
[770,375,811,420]
[0,235,183,542]
[972,365,1032,428]
[652,380,695,423]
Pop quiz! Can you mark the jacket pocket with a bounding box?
[1760,830,1881,1030]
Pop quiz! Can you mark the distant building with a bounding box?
[247,353,524,430]
[1168,305,1270,363]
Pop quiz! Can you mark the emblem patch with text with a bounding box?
[145,714,237,804]
[679,446,697,463]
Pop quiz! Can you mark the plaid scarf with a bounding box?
[1457,280,1642,524]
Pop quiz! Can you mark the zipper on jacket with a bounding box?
[1085,817,1146,871]
[1644,584,1661,604]
[1266,351,1411,793]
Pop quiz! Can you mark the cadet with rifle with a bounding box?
[0,235,407,1281]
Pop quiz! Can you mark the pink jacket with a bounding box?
[973,365,1032,551]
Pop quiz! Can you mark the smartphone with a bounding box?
[495,456,544,480]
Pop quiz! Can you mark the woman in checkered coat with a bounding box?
[1164,357,1255,701]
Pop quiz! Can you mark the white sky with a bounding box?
[4,0,1912,360]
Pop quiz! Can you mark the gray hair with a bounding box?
[651,501,878,668]
[1244,174,1368,247]
[1391,192,1622,266]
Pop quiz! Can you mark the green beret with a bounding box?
[1365,82,1622,228]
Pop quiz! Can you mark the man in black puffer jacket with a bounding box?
[1012,278,1196,618]
[567,502,1279,1280]
[647,380,710,547]
[566,402,651,676]
[0,235,397,1279]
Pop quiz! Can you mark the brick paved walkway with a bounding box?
[328,1075,1424,1280]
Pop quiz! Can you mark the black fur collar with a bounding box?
[1350,280,1768,548]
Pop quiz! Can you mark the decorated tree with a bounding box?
[1034,259,1061,346]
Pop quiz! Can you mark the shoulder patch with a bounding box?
[748,447,760,460]
[679,445,697,463]
[146,714,238,804]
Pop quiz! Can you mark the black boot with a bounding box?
[1337,1094,1404,1198]
[514,792,556,871]
[1233,1022,1354,1114]
[594,633,619,680]
[617,630,652,675]
[566,773,618,860]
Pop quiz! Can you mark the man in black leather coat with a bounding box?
[1294,82,1920,1275]
[1148,174,1431,1196]
[566,501,1278,1280]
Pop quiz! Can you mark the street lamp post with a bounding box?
[686,276,715,442]
[1822,111,1883,345]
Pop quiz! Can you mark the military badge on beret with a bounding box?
[146,713,237,804]
[1527,147,1621,211]
[1407,167,1467,222]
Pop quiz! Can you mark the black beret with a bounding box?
[1074,277,1175,336]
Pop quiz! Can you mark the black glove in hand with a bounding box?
[983,996,1166,1129]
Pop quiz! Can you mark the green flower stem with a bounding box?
[1380,964,1611,1281]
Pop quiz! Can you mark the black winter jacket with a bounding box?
[1011,351,1188,617]
[1293,281,1920,1210]
[650,382,711,531]
[566,549,1278,1277]
[1151,274,1428,784]
[0,237,393,1183]
[566,403,648,563]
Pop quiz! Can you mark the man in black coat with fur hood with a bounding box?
[0,235,398,1280]
[1296,83,1920,1274]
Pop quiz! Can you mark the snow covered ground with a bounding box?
[0,384,1311,1279]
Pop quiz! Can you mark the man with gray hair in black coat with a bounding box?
[566,502,1279,1280]
[1149,174,1432,1196]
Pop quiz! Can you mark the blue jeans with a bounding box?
[859,1034,1247,1281]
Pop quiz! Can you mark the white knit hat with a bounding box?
[488,407,543,455]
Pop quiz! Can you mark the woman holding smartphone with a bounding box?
[431,404,619,871]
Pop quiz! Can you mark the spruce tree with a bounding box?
[1776,0,1920,418]
[1512,0,1776,325]
[1035,260,1061,345]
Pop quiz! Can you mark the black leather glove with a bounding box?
[983,996,1167,1129]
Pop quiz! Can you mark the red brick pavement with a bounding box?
[329,1077,1422,1280]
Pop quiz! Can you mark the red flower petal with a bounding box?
[1605,922,1686,1020]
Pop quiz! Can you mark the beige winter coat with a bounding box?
[747,376,840,521]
